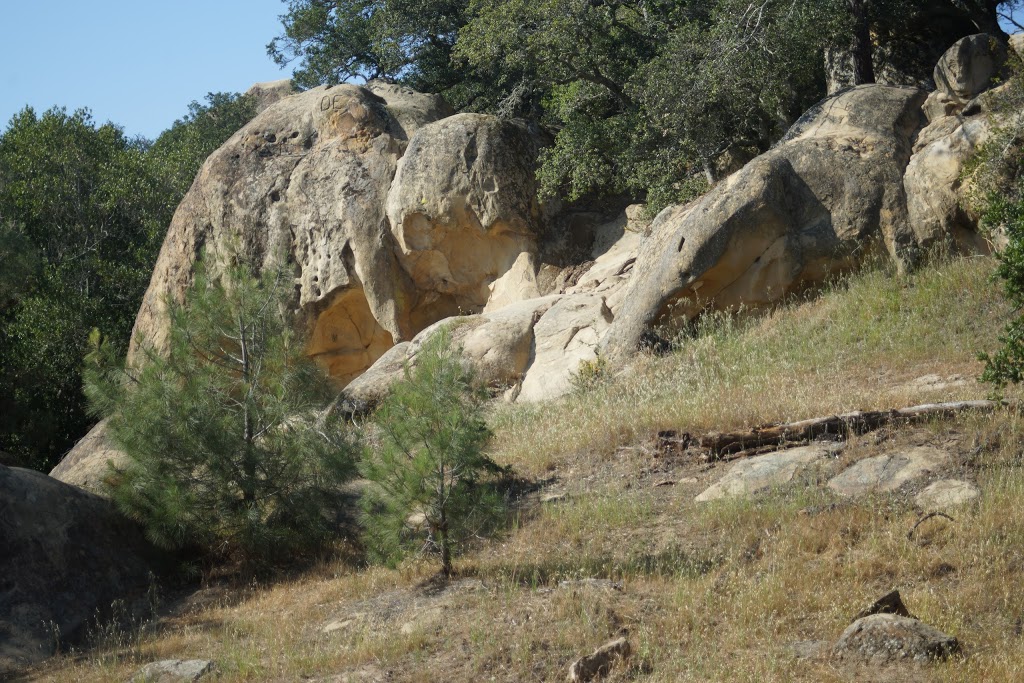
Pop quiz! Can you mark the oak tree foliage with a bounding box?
[271,0,1013,213]
[0,94,256,471]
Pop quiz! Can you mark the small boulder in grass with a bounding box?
[130,659,214,682]
[833,614,959,664]
[568,637,631,682]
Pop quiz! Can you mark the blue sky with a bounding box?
[0,0,290,140]
[1,3,1022,142]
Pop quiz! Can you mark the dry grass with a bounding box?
[28,254,1024,683]
[490,254,1011,477]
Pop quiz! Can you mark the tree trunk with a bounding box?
[657,400,1000,457]
[847,0,875,85]
[438,527,452,577]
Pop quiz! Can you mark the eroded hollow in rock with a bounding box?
[393,211,534,310]
[307,285,394,386]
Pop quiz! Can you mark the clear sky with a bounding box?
[1,4,1022,142]
[0,0,290,140]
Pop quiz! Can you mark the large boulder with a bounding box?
[128,84,536,388]
[906,44,1013,257]
[933,33,1007,103]
[904,114,995,255]
[49,418,126,494]
[0,464,160,675]
[601,84,927,356]
[386,113,541,311]
[516,293,614,403]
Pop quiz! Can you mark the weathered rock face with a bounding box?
[0,465,160,675]
[516,294,613,403]
[49,418,126,494]
[244,79,296,113]
[386,114,541,311]
[602,84,927,356]
[905,34,1013,256]
[933,34,1007,103]
[342,295,562,407]
[128,84,535,388]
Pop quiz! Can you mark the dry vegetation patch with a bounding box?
[30,255,1024,682]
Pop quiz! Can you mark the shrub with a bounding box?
[84,258,358,567]
[359,329,506,576]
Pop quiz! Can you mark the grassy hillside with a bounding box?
[32,255,1024,682]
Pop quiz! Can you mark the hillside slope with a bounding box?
[28,254,1024,683]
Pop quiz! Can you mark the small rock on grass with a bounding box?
[558,578,623,592]
[130,659,214,682]
[915,479,980,510]
[832,614,959,664]
[568,637,631,682]
[828,446,949,497]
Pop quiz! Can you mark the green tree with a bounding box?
[966,64,1024,387]
[84,258,357,564]
[0,222,38,310]
[0,94,256,471]
[0,108,167,470]
[273,0,1018,214]
[359,329,505,576]
[268,0,479,103]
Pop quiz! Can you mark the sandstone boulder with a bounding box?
[49,418,126,494]
[341,296,562,408]
[933,33,1007,102]
[904,115,993,255]
[0,465,160,675]
[127,84,539,391]
[602,85,926,356]
[365,81,455,140]
[566,226,642,315]
[517,294,614,403]
[833,614,959,664]
[904,73,1016,256]
[386,113,540,311]
[244,79,295,113]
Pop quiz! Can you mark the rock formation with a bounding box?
[126,81,514,388]
[601,84,927,356]
[49,418,125,494]
[52,34,1018,487]
[0,464,161,675]
[602,33,1010,358]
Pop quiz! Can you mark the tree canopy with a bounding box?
[271,0,1017,211]
[0,94,256,471]
[85,258,358,565]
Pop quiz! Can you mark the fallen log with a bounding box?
[663,400,1001,458]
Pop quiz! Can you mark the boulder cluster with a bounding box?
[53,33,1019,494]
[4,32,1017,673]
